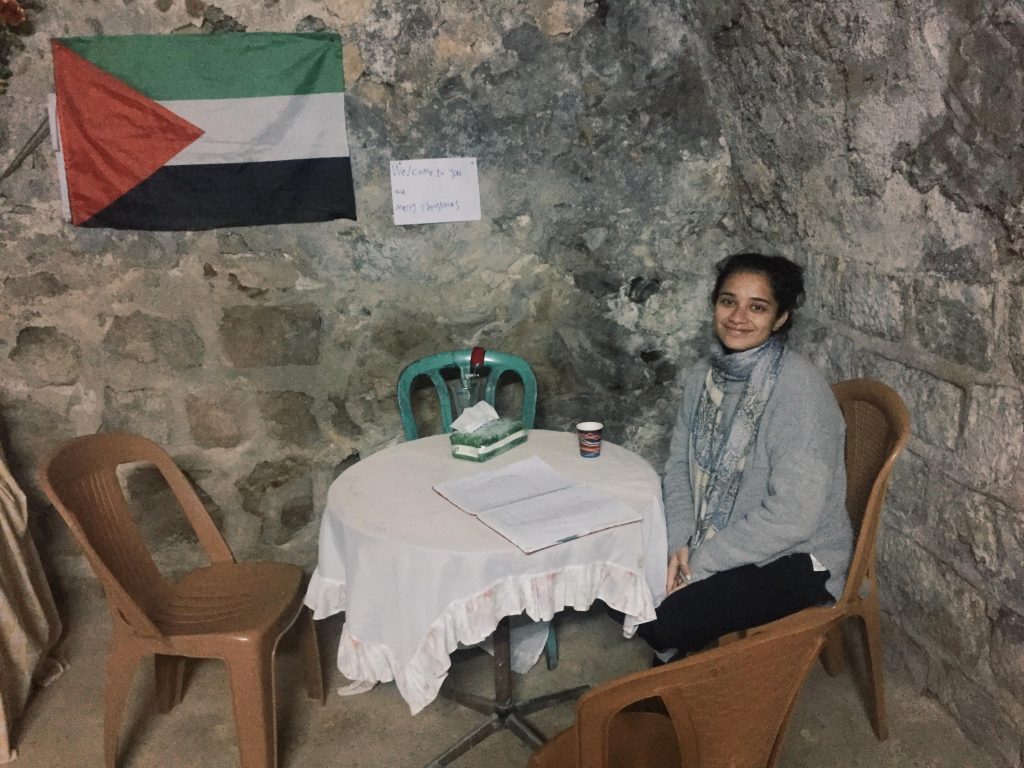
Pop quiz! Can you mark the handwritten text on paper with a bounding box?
[390,157,482,225]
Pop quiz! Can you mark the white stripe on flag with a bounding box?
[162,92,349,166]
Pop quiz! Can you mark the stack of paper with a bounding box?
[433,456,641,553]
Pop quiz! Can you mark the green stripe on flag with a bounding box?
[58,32,344,100]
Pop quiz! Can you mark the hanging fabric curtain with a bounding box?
[0,444,63,763]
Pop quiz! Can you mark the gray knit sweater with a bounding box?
[663,347,853,600]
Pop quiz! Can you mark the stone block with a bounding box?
[8,327,82,386]
[994,502,1024,617]
[259,391,319,447]
[329,396,365,438]
[929,662,1022,768]
[884,622,930,693]
[185,392,250,449]
[801,252,842,321]
[1007,281,1024,381]
[2,272,68,301]
[216,232,249,254]
[102,311,204,369]
[205,252,302,295]
[955,21,1023,146]
[909,277,994,371]
[878,535,987,666]
[333,451,361,479]
[236,456,313,545]
[991,609,1024,701]
[502,23,545,61]
[925,471,1007,587]
[118,233,181,270]
[835,265,907,341]
[0,393,78,481]
[885,448,929,540]
[280,497,314,537]
[854,354,962,450]
[959,384,1024,489]
[118,462,198,548]
[219,305,321,368]
[789,324,854,385]
[101,388,173,445]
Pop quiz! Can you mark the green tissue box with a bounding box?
[450,418,528,462]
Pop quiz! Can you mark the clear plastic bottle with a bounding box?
[449,346,487,417]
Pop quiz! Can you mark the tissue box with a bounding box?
[450,418,528,462]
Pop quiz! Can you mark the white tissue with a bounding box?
[451,401,500,433]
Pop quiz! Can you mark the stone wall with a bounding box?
[0,1,735,573]
[3,0,1022,763]
[679,1,1024,765]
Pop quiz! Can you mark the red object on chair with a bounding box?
[470,345,486,372]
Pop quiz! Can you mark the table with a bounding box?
[303,429,667,762]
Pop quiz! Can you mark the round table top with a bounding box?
[325,429,661,554]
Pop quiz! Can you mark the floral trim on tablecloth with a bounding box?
[304,561,655,715]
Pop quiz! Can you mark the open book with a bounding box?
[433,455,641,553]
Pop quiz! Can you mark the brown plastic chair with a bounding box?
[38,432,325,768]
[820,378,910,740]
[529,607,841,768]
[716,378,909,741]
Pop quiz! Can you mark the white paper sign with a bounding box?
[390,157,481,225]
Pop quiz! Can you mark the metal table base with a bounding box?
[425,616,589,767]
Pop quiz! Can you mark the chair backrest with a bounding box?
[573,607,840,768]
[38,432,235,639]
[396,348,538,440]
[831,378,910,606]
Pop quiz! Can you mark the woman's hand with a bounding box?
[665,547,692,594]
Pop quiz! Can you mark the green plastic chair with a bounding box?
[395,348,556,668]
[396,348,538,441]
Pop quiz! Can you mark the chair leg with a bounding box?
[227,645,278,768]
[296,607,325,704]
[858,602,889,741]
[820,624,845,676]
[104,640,144,768]
[154,655,187,713]
[544,622,559,670]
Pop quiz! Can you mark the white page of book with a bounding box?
[480,484,641,554]
[433,455,574,515]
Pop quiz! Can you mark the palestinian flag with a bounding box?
[49,32,356,230]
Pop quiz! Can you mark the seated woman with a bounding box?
[640,252,852,662]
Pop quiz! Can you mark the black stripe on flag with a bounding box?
[83,157,357,230]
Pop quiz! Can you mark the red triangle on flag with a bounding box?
[51,41,205,225]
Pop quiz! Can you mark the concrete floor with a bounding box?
[9,585,997,768]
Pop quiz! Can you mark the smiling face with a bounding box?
[713,271,789,352]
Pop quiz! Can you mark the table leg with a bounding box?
[493,614,513,706]
[426,616,588,767]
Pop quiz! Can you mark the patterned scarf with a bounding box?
[689,335,785,551]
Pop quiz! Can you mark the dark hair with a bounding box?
[711,252,805,333]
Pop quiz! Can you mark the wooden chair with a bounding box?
[821,377,910,740]
[396,347,537,440]
[38,432,325,768]
[396,347,558,668]
[529,607,841,768]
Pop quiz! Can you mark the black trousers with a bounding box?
[634,553,832,656]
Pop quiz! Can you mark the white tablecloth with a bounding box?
[303,429,667,714]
